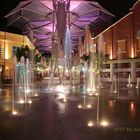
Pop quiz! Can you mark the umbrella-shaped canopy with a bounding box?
[5,0,114,52]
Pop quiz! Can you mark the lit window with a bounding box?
[117,40,126,53]
[0,46,5,59]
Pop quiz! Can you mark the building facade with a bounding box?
[0,31,34,83]
[93,0,140,83]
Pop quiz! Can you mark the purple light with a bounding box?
[70,1,83,11]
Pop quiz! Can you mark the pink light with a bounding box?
[40,1,53,10]
[70,1,83,11]
[40,0,83,12]
[44,23,56,32]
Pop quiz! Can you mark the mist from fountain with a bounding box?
[14,56,32,104]
[127,74,132,88]
[87,36,96,92]
[97,34,105,88]
[64,27,71,68]
[87,61,96,92]
[136,77,140,88]
[112,75,117,93]
[25,58,31,92]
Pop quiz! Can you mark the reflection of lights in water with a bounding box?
[77,104,92,109]
[56,85,65,92]
[100,120,109,127]
[86,104,92,108]
[63,98,67,103]
[12,111,18,115]
[95,93,99,96]
[57,94,66,99]
[109,100,116,108]
[34,93,38,97]
[83,89,86,93]
[88,93,93,96]
[86,93,99,97]
[87,88,91,92]
[78,104,82,108]
[130,102,135,112]
[50,88,53,91]
[28,100,32,104]
[87,121,94,127]
[19,99,25,104]
[57,102,66,114]
[25,89,31,93]
[72,86,75,89]
[109,100,113,108]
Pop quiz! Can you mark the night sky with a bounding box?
[0,0,138,32]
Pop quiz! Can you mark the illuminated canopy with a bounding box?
[5,0,114,52]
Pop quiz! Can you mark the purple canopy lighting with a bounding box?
[5,0,114,52]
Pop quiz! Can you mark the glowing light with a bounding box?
[95,93,99,96]
[110,51,113,59]
[87,121,94,127]
[25,89,31,93]
[82,67,87,72]
[57,93,66,99]
[34,93,38,97]
[12,111,18,115]
[19,99,25,104]
[58,65,62,69]
[63,98,67,103]
[5,41,9,59]
[65,69,69,73]
[56,85,65,92]
[70,1,83,11]
[100,120,109,127]
[88,93,93,96]
[86,104,92,108]
[130,102,135,113]
[131,47,134,58]
[5,66,9,70]
[78,104,82,108]
[109,101,113,108]
[28,100,32,104]
[64,27,71,67]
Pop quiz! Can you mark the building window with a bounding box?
[117,40,126,53]
[0,46,5,59]
[137,39,140,51]
[0,47,1,58]
[12,46,18,57]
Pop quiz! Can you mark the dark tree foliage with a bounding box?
[16,45,30,62]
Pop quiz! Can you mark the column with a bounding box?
[131,62,136,83]
[110,63,114,82]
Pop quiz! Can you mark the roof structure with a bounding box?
[5,0,114,52]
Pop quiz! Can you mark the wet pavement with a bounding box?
[0,85,140,140]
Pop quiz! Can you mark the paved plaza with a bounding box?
[0,81,140,140]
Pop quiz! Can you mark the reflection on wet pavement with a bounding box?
[0,85,140,140]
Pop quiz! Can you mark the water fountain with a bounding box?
[20,56,25,89]
[136,77,140,88]
[25,58,31,92]
[112,75,117,93]
[127,74,132,88]
[97,34,105,88]
[64,27,71,69]
[48,71,54,91]
[14,56,32,104]
[87,61,96,92]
